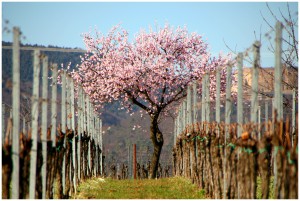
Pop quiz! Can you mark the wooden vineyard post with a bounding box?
[237,53,243,137]
[95,114,98,176]
[252,41,261,199]
[193,81,197,124]
[22,117,26,135]
[174,118,177,145]
[205,73,210,124]
[91,108,94,177]
[178,105,182,135]
[187,84,192,131]
[93,114,97,176]
[216,67,221,124]
[187,85,194,179]
[82,92,86,177]
[89,100,93,176]
[192,82,198,164]
[66,76,71,130]
[177,114,180,136]
[70,77,77,192]
[224,63,232,198]
[258,106,261,139]
[292,88,296,145]
[201,74,206,124]
[236,53,244,199]
[77,86,82,180]
[96,117,100,176]
[65,74,71,196]
[273,21,283,194]
[12,26,21,199]
[87,97,91,174]
[225,64,232,134]
[182,100,187,132]
[274,21,283,121]
[51,63,58,147]
[2,104,5,143]
[95,112,97,176]
[251,41,260,125]
[61,70,66,194]
[128,145,131,178]
[29,49,41,199]
[99,118,102,175]
[265,99,268,123]
[41,55,48,199]
[133,144,137,179]
[100,119,103,175]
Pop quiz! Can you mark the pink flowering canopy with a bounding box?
[73,24,232,118]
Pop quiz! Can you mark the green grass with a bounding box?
[72,177,206,199]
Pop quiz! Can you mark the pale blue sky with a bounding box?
[2,2,298,67]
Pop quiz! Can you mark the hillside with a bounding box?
[2,42,175,173]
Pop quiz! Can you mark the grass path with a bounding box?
[72,177,206,199]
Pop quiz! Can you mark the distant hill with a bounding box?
[2,41,83,82]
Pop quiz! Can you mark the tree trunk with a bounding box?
[149,115,164,179]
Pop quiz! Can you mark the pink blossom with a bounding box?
[72,24,233,118]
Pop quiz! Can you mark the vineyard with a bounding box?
[172,22,298,199]
[2,27,103,199]
[2,19,298,199]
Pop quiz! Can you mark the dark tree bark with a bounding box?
[149,115,164,179]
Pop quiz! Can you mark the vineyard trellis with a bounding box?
[172,21,298,199]
[2,27,103,199]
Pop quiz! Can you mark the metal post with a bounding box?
[237,53,243,137]
[29,49,41,199]
[12,27,20,199]
[274,21,283,121]
[251,41,260,124]
[41,55,48,199]
[51,63,58,147]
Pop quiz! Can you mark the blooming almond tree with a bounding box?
[73,24,231,178]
